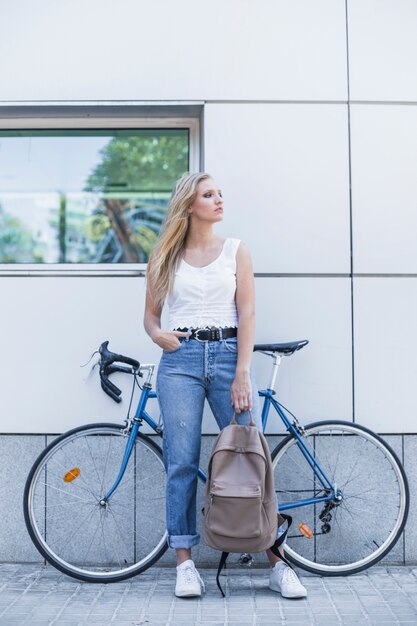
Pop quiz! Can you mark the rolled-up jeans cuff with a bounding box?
[168,533,200,549]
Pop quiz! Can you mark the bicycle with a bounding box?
[24,339,409,583]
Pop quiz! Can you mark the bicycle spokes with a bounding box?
[272,421,408,574]
[25,425,168,581]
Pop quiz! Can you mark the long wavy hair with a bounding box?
[147,171,213,309]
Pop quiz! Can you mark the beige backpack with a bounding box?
[203,412,291,595]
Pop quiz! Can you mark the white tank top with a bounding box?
[167,238,241,329]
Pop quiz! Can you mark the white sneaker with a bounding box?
[175,559,205,598]
[269,561,307,598]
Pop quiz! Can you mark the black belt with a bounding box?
[175,326,238,342]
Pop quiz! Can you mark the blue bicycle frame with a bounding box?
[259,389,339,511]
[102,382,340,512]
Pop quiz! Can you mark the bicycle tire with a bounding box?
[271,420,409,576]
[24,423,168,583]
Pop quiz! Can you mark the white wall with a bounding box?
[0,0,347,102]
[348,0,417,102]
[204,104,351,274]
[350,105,417,274]
[0,1,416,434]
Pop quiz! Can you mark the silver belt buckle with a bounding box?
[194,328,207,342]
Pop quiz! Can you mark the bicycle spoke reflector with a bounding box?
[63,468,81,482]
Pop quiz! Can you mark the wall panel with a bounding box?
[351,105,417,274]
[0,276,161,434]
[354,278,417,433]
[254,277,353,432]
[348,0,417,102]
[204,103,351,274]
[0,436,45,562]
[0,275,353,434]
[0,0,347,102]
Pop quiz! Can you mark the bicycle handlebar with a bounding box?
[97,337,309,403]
[98,341,141,403]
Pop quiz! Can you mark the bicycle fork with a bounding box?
[99,420,140,506]
[100,372,158,506]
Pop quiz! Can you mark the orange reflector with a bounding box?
[64,468,80,483]
[298,522,314,538]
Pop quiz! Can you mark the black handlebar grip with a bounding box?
[101,369,122,397]
[100,379,122,404]
[98,340,141,403]
[106,364,136,376]
[99,341,140,370]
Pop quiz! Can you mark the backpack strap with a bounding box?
[230,411,256,426]
[216,551,229,597]
[215,515,293,597]
[276,513,292,547]
[269,513,294,569]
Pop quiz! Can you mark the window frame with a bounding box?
[0,113,200,276]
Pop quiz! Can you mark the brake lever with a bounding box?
[80,349,99,368]
[80,350,100,382]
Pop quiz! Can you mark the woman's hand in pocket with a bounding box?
[152,329,188,352]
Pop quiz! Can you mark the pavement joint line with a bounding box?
[349,576,380,624]
[0,568,44,621]
[369,571,404,624]
[166,593,177,625]
[396,578,417,612]
[49,581,82,625]
[23,576,77,623]
[137,569,160,624]
[320,577,343,624]
[196,574,204,625]
[83,587,109,618]
[109,580,131,623]
[224,571,230,624]
[345,576,378,624]
[249,570,259,626]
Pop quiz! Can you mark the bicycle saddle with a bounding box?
[253,340,309,354]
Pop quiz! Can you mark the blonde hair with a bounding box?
[148,171,213,309]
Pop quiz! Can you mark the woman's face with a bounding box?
[188,178,224,223]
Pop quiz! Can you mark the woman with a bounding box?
[144,172,307,599]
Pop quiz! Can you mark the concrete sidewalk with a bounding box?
[0,564,417,625]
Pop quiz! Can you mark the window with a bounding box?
[0,122,195,264]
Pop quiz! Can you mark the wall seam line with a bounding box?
[345,0,355,424]
[402,433,406,565]
[2,99,417,106]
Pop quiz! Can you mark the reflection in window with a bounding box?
[0,128,189,263]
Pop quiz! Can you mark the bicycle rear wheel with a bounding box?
[271,420,409,576]
[24,423,168,582]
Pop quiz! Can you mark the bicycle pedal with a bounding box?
[298,522,314,538]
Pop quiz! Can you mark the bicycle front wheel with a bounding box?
[272,420,409,576]
[24,423,168,582]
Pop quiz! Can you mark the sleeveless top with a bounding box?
[167,238,241,329]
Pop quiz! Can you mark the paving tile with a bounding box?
[0,564,416,625]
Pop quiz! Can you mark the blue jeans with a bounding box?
[156,335,262,549]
